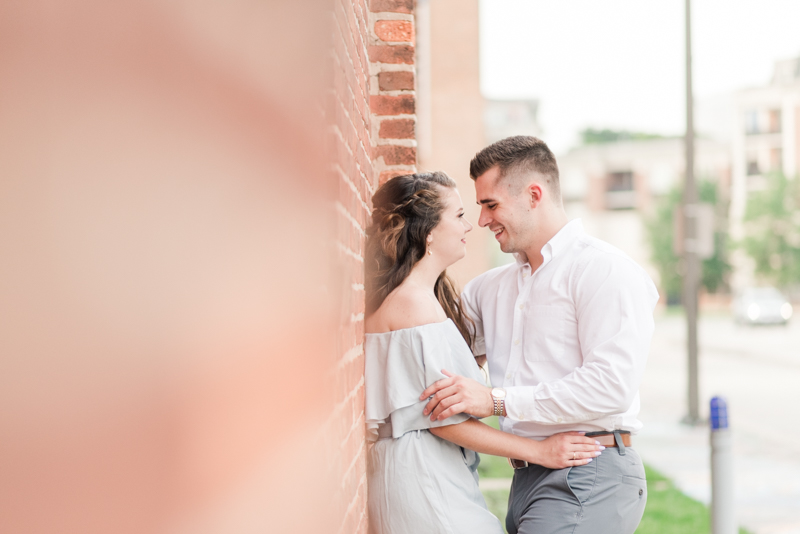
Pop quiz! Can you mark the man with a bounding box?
[420,136,658,534]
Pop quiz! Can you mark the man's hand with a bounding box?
[419,369,494,421]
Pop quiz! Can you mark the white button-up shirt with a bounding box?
[462,219,659,440]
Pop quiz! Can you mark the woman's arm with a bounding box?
[429,419,602,470]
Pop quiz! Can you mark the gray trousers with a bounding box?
[506,445,647,534]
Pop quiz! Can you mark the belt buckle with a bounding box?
[508,458,528,469]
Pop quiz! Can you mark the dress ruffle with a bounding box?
[365,319,485,440]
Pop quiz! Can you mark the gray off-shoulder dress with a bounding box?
[365,319,503,534]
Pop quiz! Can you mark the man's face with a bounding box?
[474,166,536,254]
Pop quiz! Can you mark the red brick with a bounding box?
[369,0,413,13]
[375,145,416,165]
[368,44,415,64]
[370,94,415,115]
[374,20,414,42]
[379,118,415,139]
[378,70,414,91]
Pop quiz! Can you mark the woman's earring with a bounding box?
[427,247,432,256]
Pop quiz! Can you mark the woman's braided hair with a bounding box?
[365,172,474,348]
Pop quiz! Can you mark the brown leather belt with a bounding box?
[591,432,632,448]
[508,431,632,469]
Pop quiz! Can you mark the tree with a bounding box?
[740,172,800,287]
[580,128,666,145]
[646,180,731,304]
[647,187,682,302]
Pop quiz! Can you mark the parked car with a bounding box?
[732,287,793,325]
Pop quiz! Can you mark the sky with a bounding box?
[479,0,800,155]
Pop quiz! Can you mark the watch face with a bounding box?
[492,388,506,399]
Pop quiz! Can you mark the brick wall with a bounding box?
[370,0,417,185]
[327,0,416,533]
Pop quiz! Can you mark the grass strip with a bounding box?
[636,464,751,534]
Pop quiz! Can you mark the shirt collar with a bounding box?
[513,218,585,268]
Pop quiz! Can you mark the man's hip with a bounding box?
[506,443,647,534]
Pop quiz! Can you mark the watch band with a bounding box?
[492,397,505,417]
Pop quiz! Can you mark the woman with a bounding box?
[364,172,602,533]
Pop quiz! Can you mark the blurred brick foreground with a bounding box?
[0,1,418,533]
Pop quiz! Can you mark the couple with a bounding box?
[364,136,659,534]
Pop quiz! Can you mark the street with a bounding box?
[637,311,800,533]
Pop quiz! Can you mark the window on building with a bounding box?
[747,160,760,176]
[604,171,636,210]
[745,110,759,135]
[768,109,782,133]
[607,171,634,191]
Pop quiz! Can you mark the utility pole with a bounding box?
[682,0,702,425]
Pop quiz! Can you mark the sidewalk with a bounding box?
[637,313,800,534]
[637,421,800,534]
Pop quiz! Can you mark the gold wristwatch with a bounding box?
[491,387,506,417]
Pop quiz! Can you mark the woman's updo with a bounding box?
[365,172,473,347]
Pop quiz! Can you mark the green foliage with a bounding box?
[646,188,683,301]
[581,128,667,145]
[645,180,731,302]
[636,465,751,534]
[482,488,510,531]
[636,464,708,533]
[477,451,514,479]
[740,172,800,287]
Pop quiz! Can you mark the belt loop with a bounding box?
[614,430,626,456]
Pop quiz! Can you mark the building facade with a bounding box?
[729,56,800,290]
[416,0,493,287]
[558,138,731,293]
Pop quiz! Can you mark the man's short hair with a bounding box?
[469,136,560,203]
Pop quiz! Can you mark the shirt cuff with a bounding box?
[505,387,535,422]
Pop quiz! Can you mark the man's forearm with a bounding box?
[503,370,637,425]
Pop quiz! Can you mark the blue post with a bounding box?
[710,396,735,534]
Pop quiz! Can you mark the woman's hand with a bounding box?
[527,432,604,470]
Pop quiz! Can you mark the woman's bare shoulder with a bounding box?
[366,284,445,333]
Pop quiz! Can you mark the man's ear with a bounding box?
[527,182,543,208]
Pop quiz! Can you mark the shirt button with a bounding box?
[506,373,512,380]
[514,339,520,346]
[518,304,524,310]
[557,417,563,423]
